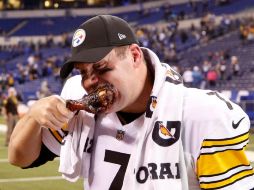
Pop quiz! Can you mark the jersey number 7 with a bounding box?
[104,150,131,190]
[207,91,233,110]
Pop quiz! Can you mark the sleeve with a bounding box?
[183,90,254,190]
[22,143,58,169]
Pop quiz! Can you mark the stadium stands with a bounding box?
[0,0,253,37]
[0,0,254,125]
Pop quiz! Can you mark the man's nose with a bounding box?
[83,74,99,92]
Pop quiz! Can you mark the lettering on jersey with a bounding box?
[152,121,181,147]
[136,162,180,183]
[145,96,157,118]
[165,69,183,85]
[84,137,93,153]
[207,91,233,110]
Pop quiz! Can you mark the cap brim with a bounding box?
[60,46,114,79]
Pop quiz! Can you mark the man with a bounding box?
[8,15,254,190]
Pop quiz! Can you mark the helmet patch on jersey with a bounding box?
[145,96,157,118]
[152,121,181,147]
[165,69,183,84]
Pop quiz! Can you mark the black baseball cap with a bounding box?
[60,15,139,79]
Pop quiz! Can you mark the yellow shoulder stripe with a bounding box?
[197,149,251,177]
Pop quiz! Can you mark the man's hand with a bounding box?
[28,95,74,130]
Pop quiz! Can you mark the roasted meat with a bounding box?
[66,83,116,114]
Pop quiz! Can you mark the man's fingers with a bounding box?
[52,111,69,126]
[55,97,74,119]
[39,116,59,130]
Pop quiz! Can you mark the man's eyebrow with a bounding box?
[93,61,107,69]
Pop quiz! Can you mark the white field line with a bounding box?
[0,158,8,163]
[0,176,62,183]
[0,124,7,133]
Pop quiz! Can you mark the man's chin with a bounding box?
[104,103,123,114]
[104,106,116,114]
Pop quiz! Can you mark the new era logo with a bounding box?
[118,33,126,40]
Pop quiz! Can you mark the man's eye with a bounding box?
[81,72,89,80]
[97,68,112,75]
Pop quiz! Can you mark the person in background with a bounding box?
[206,67,218,88]
[182,67,193,87]
[8,15,254,190]
[192,65,204,88]
[36,80,52,99]
[3,87,19,146]
[231,55,240,77]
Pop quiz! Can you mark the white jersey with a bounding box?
[88,112,144,190]
[42,48,254,190]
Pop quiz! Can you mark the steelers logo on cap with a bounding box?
[72,29,86,47]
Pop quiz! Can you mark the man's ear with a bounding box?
[130,44,142,67]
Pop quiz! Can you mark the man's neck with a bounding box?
[116,111,143,125]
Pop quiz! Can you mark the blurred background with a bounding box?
[0,0,254,189]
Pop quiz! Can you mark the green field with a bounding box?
[0,132,83,190]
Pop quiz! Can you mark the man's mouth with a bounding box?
[66,83,116,114]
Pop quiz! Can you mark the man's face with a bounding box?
[74,45,144,113]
